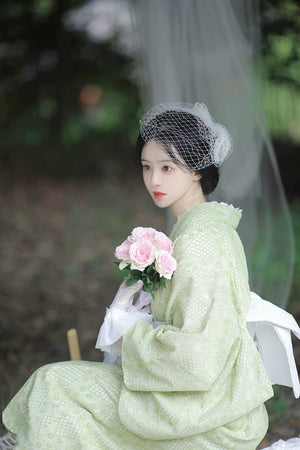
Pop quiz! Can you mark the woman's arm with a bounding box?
[121,233,243,392]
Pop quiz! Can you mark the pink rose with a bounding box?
[154,231,173,252]
[155,251,177,279]
[115,238,131,261]
[131,227,156,241]
[129,239,156,271]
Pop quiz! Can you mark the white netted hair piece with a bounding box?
[140,102,232,170]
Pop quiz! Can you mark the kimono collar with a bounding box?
[173,201,242,232]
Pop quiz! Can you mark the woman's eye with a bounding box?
[142,165,150,171]
[162,165,172,172]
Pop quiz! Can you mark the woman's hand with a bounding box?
[134,290,152,312]
[111,280,143,310]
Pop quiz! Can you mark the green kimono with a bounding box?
[3,202,273,449]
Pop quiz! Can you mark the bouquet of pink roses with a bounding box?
[114,227,177,299]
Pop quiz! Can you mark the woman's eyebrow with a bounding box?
[141,158,173,163]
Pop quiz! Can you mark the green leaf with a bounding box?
[145,286,155,299]
[132,269,142,277]
[126,277,139,286]
[145,265,154,275]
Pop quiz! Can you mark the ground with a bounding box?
[0,179,299,447]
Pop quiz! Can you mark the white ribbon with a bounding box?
[95,289,300,398]
[247,292,300,398]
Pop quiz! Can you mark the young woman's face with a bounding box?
[141,140,202,217]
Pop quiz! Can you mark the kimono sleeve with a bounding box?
[121,231,243,392]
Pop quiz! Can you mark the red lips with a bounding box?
[154,192,166,199]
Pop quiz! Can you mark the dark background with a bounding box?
[0,0,299,190]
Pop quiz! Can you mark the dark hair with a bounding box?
[135,110,219,195]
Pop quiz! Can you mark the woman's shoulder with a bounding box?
[171,202,242,238]
[170,202,244,260]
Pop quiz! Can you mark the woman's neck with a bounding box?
[171,185,206,221]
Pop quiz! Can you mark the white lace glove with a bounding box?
[134,289,152,313]
[95,281,154,362]
[110,280,143,310]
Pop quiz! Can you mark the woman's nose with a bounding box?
[151,170,161,186]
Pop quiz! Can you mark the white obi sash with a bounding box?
[96,291,300,398]
[247,292,300,398]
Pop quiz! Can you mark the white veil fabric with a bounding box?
[127,0,294,308]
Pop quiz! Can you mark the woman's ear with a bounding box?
[193,171,201,181]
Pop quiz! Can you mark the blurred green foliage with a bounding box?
[0,0,141,180]
[265,388,287,424]
[289,202,300,305]
[0,0,299,182]
[262,0,300,88]
[261,0,300,142]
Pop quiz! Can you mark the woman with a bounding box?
[2,102,274,449]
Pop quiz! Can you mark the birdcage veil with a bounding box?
[139,102,232,170]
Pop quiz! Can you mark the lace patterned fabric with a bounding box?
[3,202,273,449]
